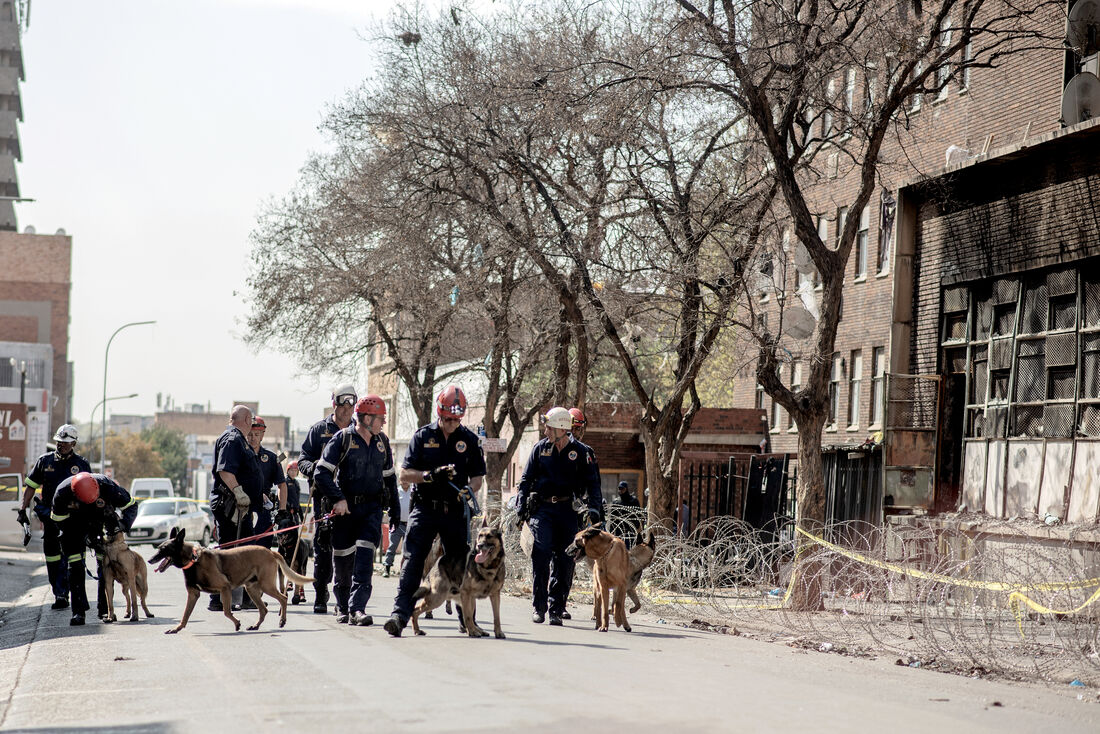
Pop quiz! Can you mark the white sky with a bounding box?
[16,0,396,432]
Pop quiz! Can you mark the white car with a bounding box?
[126,496,213,546]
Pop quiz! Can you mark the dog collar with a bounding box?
[181,552,199,570]
[597,541,615,562]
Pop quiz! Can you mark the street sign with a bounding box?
[481,437,508,453]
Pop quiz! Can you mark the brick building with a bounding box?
[730,4,1079,522]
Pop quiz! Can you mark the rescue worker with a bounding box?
[298,384,357,614]
[569,407,587,442]
[208,404,263,612]
[50,472,138,626]
[515,406,603,626]
[279,460,307,604]
[384,385,486,637]
[16,424,91,611]
[248,416,287,550]
[612,480,641,548]
[382,480,412,577]
[314,395,399,626]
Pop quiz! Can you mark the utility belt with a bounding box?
[411,487,462,513]
[344,492,380,506]
[543,494,576,504]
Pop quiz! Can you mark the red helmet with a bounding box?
[251,416,267,429]
[569,408,587,428]
[287,460,299,472]
[355,394,387,416]
[436,385,467,418]
[72,472,99,504]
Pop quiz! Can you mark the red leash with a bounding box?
[214,512,335,549]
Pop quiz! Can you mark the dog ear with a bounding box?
[177,527,186,542]
[480,515,489,529]
[169,527,178,540]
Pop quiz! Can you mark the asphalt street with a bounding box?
[1,541,1098,734]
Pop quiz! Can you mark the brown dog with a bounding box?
[102,530,154,623]
[148,527,314,634]
[586,528,656,615]
[567,527,632,632]
[410,525,506,638]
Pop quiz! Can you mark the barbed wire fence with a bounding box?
[498,505,1100,684]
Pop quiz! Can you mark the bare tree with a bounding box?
[672,0,1063,608]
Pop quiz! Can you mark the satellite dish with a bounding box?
[1061,71,1100,125]
[1068,0,1100,56]
[793,242,814,274]
[784,306,817,340]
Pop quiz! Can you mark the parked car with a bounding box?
[0,472,31,548]
[130,477,174,500]
[126,496,213,546]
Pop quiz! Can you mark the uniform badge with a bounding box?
[71,466,79,474]
[540,448,552,457]
[377,440,386,453]
[261,454,269,462]
[322,431,333,439]
[95,498,106,508]
[456,441,467,453]
[568,450,578,461]
[350,440,360,450]
[426,440,440,448]
[45,466,55,473]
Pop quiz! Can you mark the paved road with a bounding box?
[1,543,1097,733]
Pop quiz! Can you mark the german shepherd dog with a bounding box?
[410,525,506,638]
[148,527,314,634]
[101,530,154,623]
[567,527,632,632]
[583,529,657,615]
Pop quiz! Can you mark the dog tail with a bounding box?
[272,550,315,585]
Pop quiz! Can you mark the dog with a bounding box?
[148,527,314,634]
[567,527,632,632]
[410,524,506,638]
[275,513,308,605]
[101,530,154,623]
[579,528,657,617]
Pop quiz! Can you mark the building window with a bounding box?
[770,397,783,431]
[855,206,869,278]
[788,361,802,431]
[822,77,836,138]
[828,353,842,427]
[870,347,886,426]
[960,40,973,90]
[864,64,878,115]
[836,207,848,249]
[848,350,863,428]
[911,58,924,112]
[878,190,895,274]
[755,382,765,411]
[935,22,953,99]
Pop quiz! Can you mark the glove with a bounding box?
[426,465,456,483]
[231,486,251,510]
[459,485,480,515]
[16,508,28,525]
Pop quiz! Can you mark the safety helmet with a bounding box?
[332,383,357,407]
[544,406,573,430]
[618,481,629,490]
[53,424,78,443]
[436,385,467,418]
[569,408,587,428]
[355,394,387,417]
[287,460,299,472]
[251,416,267,429]
[72,472,99,504]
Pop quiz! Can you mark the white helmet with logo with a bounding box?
[544,407,574,430]
[332,383,357,407]
[53,424,78,443]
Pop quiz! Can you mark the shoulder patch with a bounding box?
[455,440,467,453]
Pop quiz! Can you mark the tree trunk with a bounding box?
[789,416,827,611]
[483,451,508,521]
[641,422,676,531]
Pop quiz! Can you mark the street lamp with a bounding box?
[102,321,155,474]
[7,358,26,404]
[88,393,138,464]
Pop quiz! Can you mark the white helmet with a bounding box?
[53,424,78,443]
[332,383,357,407]
[544,407,573,430]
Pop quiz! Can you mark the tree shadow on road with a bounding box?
[2,725,171,734]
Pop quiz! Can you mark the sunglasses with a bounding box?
[335,394,357,406]
[440,416,462,423]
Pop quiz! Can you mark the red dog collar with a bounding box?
[181,552,199,570]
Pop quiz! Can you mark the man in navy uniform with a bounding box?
[516,406,603,626]
[314,395,399,626]
[248,416,287,550]
[16,424,91,611]
[298,384,357,614]
[208,404,263,611]
[384,385,486,637]
[50,472,138,626]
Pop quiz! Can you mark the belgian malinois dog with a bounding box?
[102,530,154,623]
[410,525,506,639]
[567,527,632,632]
[583,528,657,615]
[148,527,314,634]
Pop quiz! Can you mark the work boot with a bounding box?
[549,614,563,626]
[532,611,545,624]
[383,565,391,578]
[351,611,373,626]
[51,596,69,610]
[69,613,85,626]
[208,597,224,612]
[313,594,328,615]
[384,613,405,637]
[561,610,572,620]
[335,609,349,624]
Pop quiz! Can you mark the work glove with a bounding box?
[459,485,480,515]
[231,486,251,510]
[426,465,456,483]
[15,508,28,525]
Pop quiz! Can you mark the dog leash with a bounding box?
[214,515,332,548]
